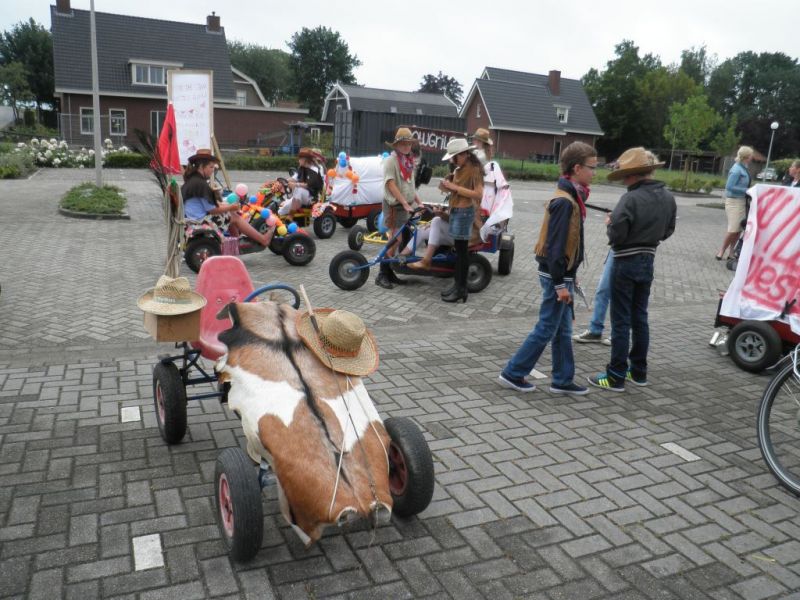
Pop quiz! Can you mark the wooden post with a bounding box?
[211,134,232,190]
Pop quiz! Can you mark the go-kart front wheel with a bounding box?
[384,417,434,518]
[214,447,263,562]
[313,213,336,239]
[466,254,493,293]
[329,250,369,290]
[184,237,221,273]
[282,233,315,266]
[348,225,366,251]
[153,362,187,444]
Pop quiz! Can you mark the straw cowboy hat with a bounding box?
[187,149,220,165]
[607,147,665,181]
[442,138,476,161]
[472,128,493,146]
[296,309,379,376]
[137,275,207,316]
[385,127,417,149]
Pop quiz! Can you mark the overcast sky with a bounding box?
[3,0,799,94]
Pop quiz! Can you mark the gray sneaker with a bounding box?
[574,329,603,343]
[602,337,612,346]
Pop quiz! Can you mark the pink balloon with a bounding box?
[266,214,277,226]
[235,183,249,197]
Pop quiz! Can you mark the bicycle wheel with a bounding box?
[757,358,800,496]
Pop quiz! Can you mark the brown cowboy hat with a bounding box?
[137,275,206,316]
[295,309,379,376]
[384,127,418,149]
[187,149,220,165]
[298,147,316,160]
[472,128,493,146]
[607,147,665,181]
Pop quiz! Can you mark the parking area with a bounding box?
[1,168,798,600]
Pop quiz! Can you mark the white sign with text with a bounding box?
[168,70,213,165]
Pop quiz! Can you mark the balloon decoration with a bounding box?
[249,196,257,204]
[235,183,249,197]
[226,192,239,204]
[325,151,359,195]
[382,151,390,159]
[277,225,288,236]
[287,222,298,234]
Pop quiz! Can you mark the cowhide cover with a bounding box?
[216,301,392,545]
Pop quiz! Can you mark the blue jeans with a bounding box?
[503,276,575,386]
[588,251,614,335]
[608,254,654,380]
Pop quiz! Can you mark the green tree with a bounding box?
[665,94,720,183]
[287,26,361,119]
[0,61,32,121]
[710,115,741,158]
[418,72,463,106]
[0,18,53,110]
[680,45,715,85]
[228,41,292,105]
[637,66,700,148]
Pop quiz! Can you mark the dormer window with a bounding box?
[476,103,481,118]
[556,106,569,123]
[130,60,181,87]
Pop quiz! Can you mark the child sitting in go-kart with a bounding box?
[277,147,324,216]
[182,149,274,247]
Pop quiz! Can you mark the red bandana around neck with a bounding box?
[396,151,415,182]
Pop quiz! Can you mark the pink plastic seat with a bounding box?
[192,256,254,361]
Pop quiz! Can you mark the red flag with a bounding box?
[152,103,181,175]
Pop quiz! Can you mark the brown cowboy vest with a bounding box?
[534,189,582,270]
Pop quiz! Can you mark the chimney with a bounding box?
[206,12,221,32]
[548,70,561,96]
[55,0,72,14]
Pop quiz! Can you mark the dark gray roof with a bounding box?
[471,67,602,135]
[50,5,235,100]
[325,84,458,119]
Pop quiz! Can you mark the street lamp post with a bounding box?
[764,121,779,181]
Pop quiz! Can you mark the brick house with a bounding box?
[50,0,307,149]
[461,67,603,161]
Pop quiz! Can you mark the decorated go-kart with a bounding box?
[152,256,435,560]
[712,184,800,372]
[329,206,514,292]
[183,183,316,273]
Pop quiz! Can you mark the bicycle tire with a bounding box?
[757,358,800,496]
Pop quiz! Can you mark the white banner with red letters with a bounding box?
[720,184,800,334]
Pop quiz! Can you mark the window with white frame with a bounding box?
[80,107,94,134]
[310,127,320,142]
[236,90,247,107]
[132,63,166,86]
[476,103,481,118]
[390,106,397,113]
[150,110,166,138]
[556,106,569,123]
[109,109,127,136]
[415,108,423,115]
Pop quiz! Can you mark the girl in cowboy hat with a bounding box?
[376,127,425,289]
[277,148,324,216]
[182,149,275,247]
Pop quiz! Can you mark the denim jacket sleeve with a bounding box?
[725,164,750,197]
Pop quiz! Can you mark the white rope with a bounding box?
[347,375,390,474]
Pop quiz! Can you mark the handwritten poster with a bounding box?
[720,184,800,334]
[168,70,213,165]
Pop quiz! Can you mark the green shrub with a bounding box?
[60,182,126,214]
[771,158,799,180]
[0,142,14,154]
[0,151,35,178]
[23,109,36,127]
[224,154,301,171]
[104,151,149,168]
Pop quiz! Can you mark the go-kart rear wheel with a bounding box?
[466,254,493,293]
[313,213,336,239]
[329,250,369,290]
[185,237,221,274]
[214,447,263,562]
[282,233,315,266]
[338,216,358,228]
[348,225,366,251]
[727,320,782,372]
[366,207,382,232]
[498,242,514,275]
[153,362,187,444]
[384,417,434,518]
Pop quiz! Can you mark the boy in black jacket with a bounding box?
[498,142,597,395]
[588,148,677,391]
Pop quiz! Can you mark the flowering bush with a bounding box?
[14,137,135,169]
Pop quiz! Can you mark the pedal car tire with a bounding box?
[184,237,221,274]
[366,207,382,232]
[384,417,434,518]
[348,225,366,251]
[329,250,369,290]
[214,448,263,562]
[498,242,514,276]
[466,254,493,293]
[268,235,284,255]
[313,213,337,239]
[727,320,782,372]
[282,233,315,266]
[153,362,187,444]
[337,216,358,228]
